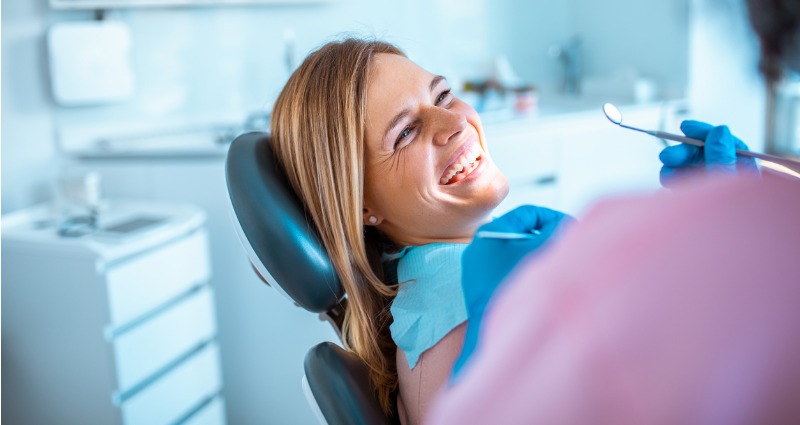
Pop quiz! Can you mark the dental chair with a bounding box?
[225,132,399,425]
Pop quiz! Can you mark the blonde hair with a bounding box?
[270,38,404,414]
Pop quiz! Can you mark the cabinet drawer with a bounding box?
[183,396,226,425]
[113,286,217,392]
[106,230,210,327]
[121,343,222,425]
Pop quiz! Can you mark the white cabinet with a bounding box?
[2,200,226,425]
[485,103,673,216]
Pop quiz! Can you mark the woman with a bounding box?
[270,38,510,423]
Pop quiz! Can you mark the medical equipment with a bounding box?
[602,103,800,170]
[475,230,541,240]
[225,132,397,425]
[660,120,761,186]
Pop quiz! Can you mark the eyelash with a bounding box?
[436,89,452,104]
[393,88,453,150]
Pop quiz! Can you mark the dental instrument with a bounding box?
[476,230,541,240]
[602,103,800,170]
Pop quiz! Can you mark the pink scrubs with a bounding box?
[428,172,800,425]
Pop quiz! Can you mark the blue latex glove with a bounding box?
[659,120,759,187]
[452,205,574,380]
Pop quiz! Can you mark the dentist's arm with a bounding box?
[453,205,574,380]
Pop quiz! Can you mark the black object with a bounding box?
[225,132,397,425]
[305,342,398,425]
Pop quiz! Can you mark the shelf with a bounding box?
[50,0,330,10]
[56,113,252,159]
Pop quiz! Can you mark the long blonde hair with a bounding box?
[270,38,404,414]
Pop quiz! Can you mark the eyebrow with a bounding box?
[383,75,447,143]
[430,75,446,92]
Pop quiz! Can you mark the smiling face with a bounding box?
[363,53,509,246]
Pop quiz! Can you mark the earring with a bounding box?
[369,216,378,224]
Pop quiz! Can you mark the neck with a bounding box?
[380,215,493,247]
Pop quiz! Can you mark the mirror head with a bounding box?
[603,103,622,125]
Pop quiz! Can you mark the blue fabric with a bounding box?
[388,243,468,370]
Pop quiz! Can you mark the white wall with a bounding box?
[569,0,690,97]
[2,0,61,211]
[687,0,766,150]
[486,0,572,87]
[486,0,689,96]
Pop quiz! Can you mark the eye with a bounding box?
[436,89,452,105]
[394,126,414,149]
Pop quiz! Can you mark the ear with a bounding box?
[362,208,383,226]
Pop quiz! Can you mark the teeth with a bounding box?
[441,167,458,184]
[441,144,483,185]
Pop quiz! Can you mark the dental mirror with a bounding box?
[601,102,800,174]
[603,103,622,125]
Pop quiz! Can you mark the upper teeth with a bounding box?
[441,145,482,184]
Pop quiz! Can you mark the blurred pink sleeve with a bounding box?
[427,173,800,425]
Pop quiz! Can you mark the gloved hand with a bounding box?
[659,120,758,187]
[452,205,574,380]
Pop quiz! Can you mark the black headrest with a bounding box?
[225,132,344,313]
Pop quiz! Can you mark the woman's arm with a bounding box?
[396,323,466,425]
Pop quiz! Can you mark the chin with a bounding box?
[478,171,510,212]
[490,175,510,207]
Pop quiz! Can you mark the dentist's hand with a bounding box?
[659,120,759,187]
[453,205,574,380]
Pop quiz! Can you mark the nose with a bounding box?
[429,106,468,146]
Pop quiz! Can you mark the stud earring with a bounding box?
[369,216,378,224]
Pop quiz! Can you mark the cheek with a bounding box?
[452,100,486,146]
[394,157,435,197]
[451,99,480,122]
[363,162,389,209]
[364,152,433,207]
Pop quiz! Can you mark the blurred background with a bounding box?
[1,0,786,424]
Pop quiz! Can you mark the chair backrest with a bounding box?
[225,132,398,425]
[225,132,343,316]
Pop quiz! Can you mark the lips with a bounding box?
[440,143,483,185]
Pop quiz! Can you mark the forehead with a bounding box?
[367,53,435,111]
[370,53,431,85]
